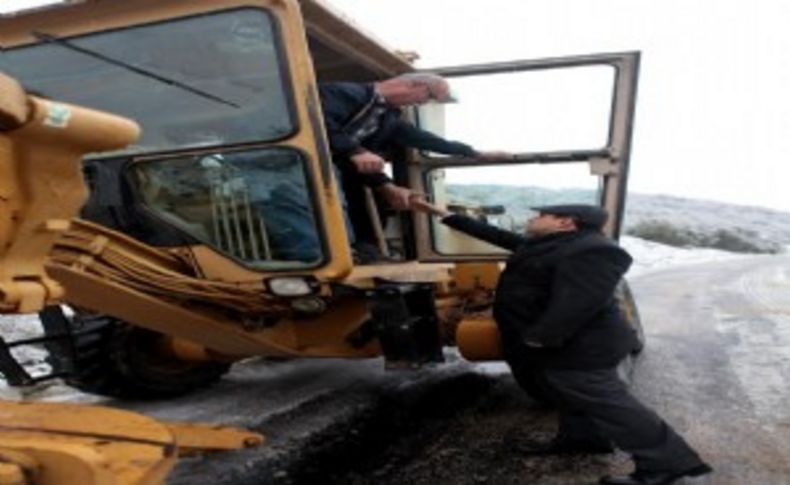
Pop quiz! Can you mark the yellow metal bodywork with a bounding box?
[0,1,506,484]
[452,262,501,294]
[0,0,512,364]
[0,74,266,485]
[0,3,641,366]
[0,83,464,481]
[456,316,503,361]
[166,423,263,454]
[0,401,264,485]
[0,74,140,313]
[0,0,360,359]
[0,0,452,362]
[45,222,465,359]
[40,217,395,359]
[0,0,355,283]
[451,262,504,360]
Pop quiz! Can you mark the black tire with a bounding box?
[39,306,231,399]
[616,280,645,355]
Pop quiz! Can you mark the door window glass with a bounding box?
[417,65,615,154]
[428,163,600,255]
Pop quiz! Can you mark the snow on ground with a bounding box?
[0,315,49,399]
[620,235,750,277]
[0,314,49,377]
[0,237,757,394]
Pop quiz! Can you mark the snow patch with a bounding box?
[0,314,50,379]
[621,235,749,277]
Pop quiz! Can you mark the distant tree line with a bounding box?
[625,220,782,254]
[444,184,786,254]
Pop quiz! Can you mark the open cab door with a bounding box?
[410,52,640,261]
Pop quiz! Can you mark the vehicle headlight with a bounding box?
[266,277,315,297]
[290,297,326,314]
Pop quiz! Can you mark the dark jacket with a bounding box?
[319,82,478,187]
[442,214,638,369]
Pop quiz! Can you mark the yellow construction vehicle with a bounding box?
[0,0,641,483]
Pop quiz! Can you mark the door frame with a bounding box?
[409,51,640,261]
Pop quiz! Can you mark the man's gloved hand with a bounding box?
[377,183,417,211]
[350,149,387,173]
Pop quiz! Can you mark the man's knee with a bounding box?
[542,368,629,404]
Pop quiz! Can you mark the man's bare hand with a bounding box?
[476,151,515,162]
[410,198,451,217]
[377,183,415,211]
[350,150,386,173]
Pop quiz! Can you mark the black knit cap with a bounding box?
[531,204,609,230]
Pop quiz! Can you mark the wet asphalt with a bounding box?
[627,255,790,484]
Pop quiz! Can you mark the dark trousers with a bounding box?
[518,365,705,473]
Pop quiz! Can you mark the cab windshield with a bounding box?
[131,148,324,270]
[0,8,294,155]
[0,7,327,269]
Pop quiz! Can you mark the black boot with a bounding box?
[599,463,712,485]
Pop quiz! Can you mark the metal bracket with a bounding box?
[368,281,444,368]
[589,157,620,176]
[165,422,264,455]
[0,400,264,485]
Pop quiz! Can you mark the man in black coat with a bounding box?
[319,74,509,256]
[413,201,711,485]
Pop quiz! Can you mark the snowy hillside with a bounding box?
[446,185,790,252]
[626,193,790,249]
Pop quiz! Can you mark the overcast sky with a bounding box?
[4,0,790,211]
[327,0,790,212]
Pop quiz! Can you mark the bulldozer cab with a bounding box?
[0,0,374,283]
[0,0,637,280]
[0,0,641,386]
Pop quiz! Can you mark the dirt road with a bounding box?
[626,256,790,484]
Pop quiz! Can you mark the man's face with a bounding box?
[526,213,578,237]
